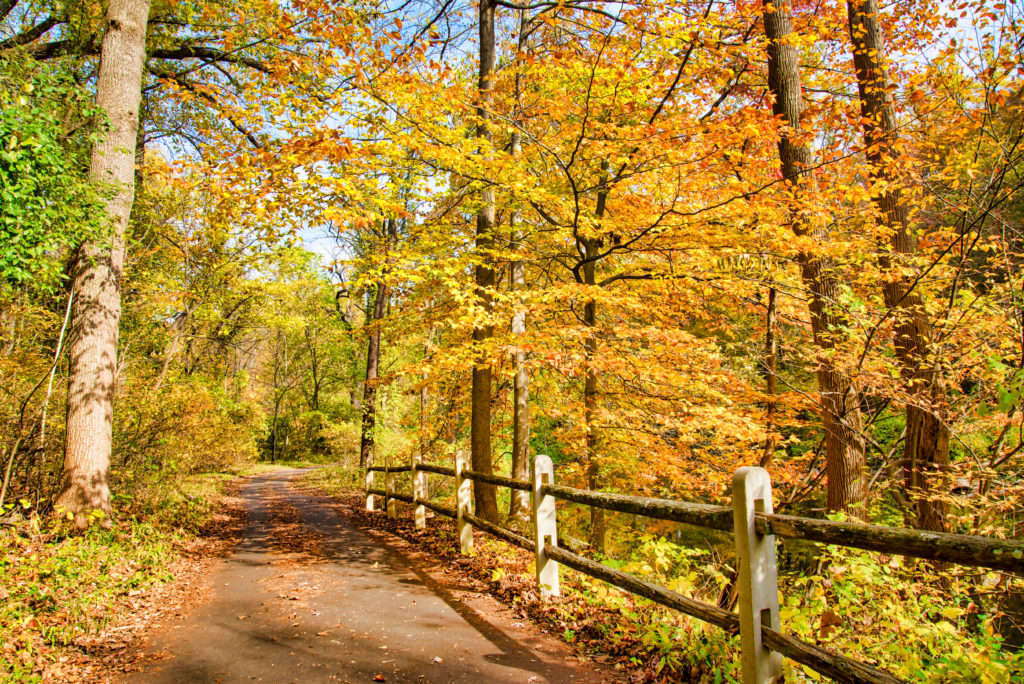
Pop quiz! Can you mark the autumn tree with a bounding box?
[470,0,501,522]
[843,0,951,529]
[762,0,867,510]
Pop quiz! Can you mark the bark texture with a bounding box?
[763,0,867,510]
[56,0,151,528]
[470,0,499,522]
[509,171,531,524]
[760,286,779,467]
[847,0,950,530]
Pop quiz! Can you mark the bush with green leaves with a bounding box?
[0,55,107,289]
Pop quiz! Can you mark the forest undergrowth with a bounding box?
[0,474,245,682]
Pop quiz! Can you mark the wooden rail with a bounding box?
[387,491,414,504]
[757,513,1024,573]
[419,498,456,519]
[464,512,535,551]
[362,454,1023,683]
[463,469,532,491]
[416,463,455,477]
[761,627,900,684]
[542,542,737,631]
[542,483,733,531]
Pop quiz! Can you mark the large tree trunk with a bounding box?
[763,0,867,510]
[358,222,393,469]
[470,0,500,522]
[507,10,531,526]
[847,0,950,530]
[56,0,151,528]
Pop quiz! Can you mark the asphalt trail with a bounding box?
[126,469,605,684]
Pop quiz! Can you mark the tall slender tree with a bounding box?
[471,0,500,522]
[359,219,395,469]
[507,7,531,526]
[847,0,950,530]
[762,0,867,510]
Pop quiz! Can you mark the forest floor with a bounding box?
[0,474,246,682]
[123,468,613,683]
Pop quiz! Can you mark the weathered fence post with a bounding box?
[455,449,473,554]
[365,467,374,512]
[413,452,426,529]
[733,466,782,684]
[385,459,396,519]
[532,454,560,598]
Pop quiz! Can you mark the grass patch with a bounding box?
[239,460,328,475]
[298,463,362,496]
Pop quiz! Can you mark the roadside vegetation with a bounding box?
[0,475,242,682]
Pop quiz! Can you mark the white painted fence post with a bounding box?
[733,466,783,684]
[386,459,396,519]
[532,454,560,598]
[413,452,426,529]
[365,468,374,512]
[455,449,473,554]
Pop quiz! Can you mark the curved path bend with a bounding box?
[126,469,609,684]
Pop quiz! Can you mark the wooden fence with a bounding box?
[364,454,1024,684]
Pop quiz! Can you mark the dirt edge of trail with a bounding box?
[46,484,249,683]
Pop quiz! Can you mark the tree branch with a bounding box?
[0,15,62,50]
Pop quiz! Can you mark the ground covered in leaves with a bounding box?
[0,477,246,682]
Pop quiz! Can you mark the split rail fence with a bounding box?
[364,454,1024,684]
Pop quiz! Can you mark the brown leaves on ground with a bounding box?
[262,490,327,562]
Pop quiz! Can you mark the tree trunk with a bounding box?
[359,226,391,469]
[847,0,950,530]
[583,182,608,552]
[762,0,867,510]
[470,0,500,522]
[508,187,531,524]
[56,0,151,528]
[507,10,531,526]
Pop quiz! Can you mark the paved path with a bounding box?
[126,469,605,684]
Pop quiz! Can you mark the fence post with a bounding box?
[365,467,374,512]
[733,466,782,684]
[455,449,473,554]
[385,459,396,519]
[413,452,426,529]
[532,454,560,598]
